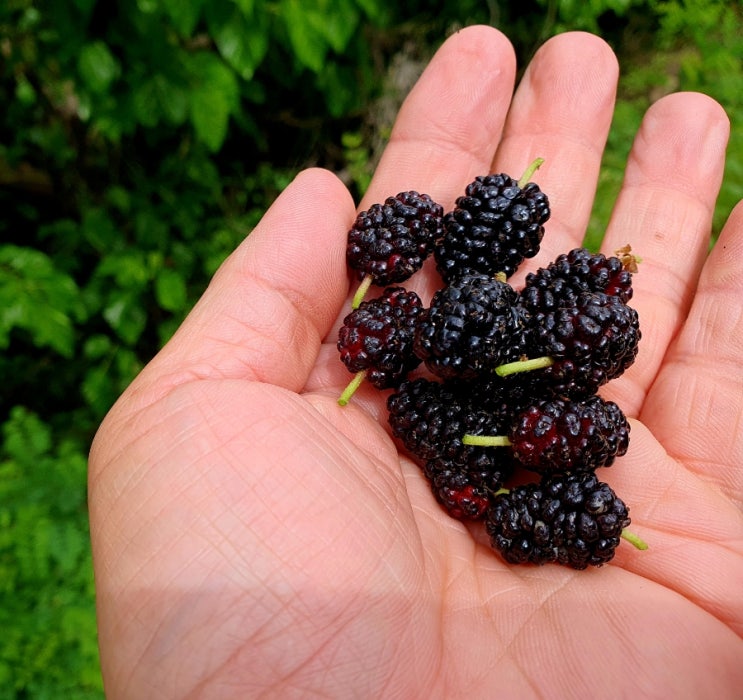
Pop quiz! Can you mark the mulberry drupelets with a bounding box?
[462,395,630,475]
[528,291,641,397]
[337,287,423,405]
[508,395,630,474]
[387,378,514,470]
[422,464,492,520]
[346,191,444,305]
[434,159,550,282]
[387,378,516,519]
[519,246,637,314]
[485,472,634,569]
[413,273,529,380]
[337,163,647,569]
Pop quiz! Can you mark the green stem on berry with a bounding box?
[337,370,367,406]
[621,529,649,551]
[352,275,373,309]
[462,434,512,447]
[495,355,554,377]
[517,157,545,189]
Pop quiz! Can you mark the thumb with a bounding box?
[125,167,355,408]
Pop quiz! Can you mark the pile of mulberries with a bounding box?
[337,159,647,570]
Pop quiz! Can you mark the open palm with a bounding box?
[89,27,743,698]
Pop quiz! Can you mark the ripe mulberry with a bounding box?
[387,378,514,464]
[346,191,444,287]
[509,395,630,474]
[524,291,640,397]
[422,464,493,520]
[486,472,632,569]
[520,247,636,315]
[413,273,528,380]
[434,168,550,282]
[337,287,423,398]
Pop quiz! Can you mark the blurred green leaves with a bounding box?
[205,1,269,80]
[188,51,241,152]
[0,408,98,697]
[77,42,121,95]
[161,0,205,36]
[281,0,361,72]
[0,246,86,358]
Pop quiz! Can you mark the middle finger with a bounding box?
[494,31,620,283]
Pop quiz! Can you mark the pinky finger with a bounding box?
[641,199,743,506]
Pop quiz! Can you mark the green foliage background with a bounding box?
[1,0,740,694]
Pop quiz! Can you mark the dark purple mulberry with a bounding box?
[387,378,517,519]
[524,291,640,397]
[486,472,631,569]
[520,247,636,315]
[435,171,550,282]
[422,465,492,520]
[387,378,513,463]
[413,273,528,380]
[337,287,423,389]
[346,191,444,286]
[509,395,630,474]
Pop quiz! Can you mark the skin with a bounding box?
[88,27,743,699]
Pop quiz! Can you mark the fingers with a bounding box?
[361,25,517,212]
[355,30,619,303]
[599,92,730,412]
[640,200,743,505]
[128,168,356,403]
[495,31,619,269]
[334,26,519,312]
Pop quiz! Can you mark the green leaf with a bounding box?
[130,72,188,128]
[15,76,37,105]
[102,291,148,345]
[2,406,52,464]
[82,333,113,360]
[161,0,205,37]
[188,51,239,152]
[131,76,162,128]
[154,73,189,125]
[155,267,188,312]
[137,0,158,12]
[80,207,121,252]
[315,0,360,54]
[233,0,255,13]
[95,251,152,289]
[49,520,86,575]
[0,246,85,357]
[353,0,390,23]
[77,41,120,94]
[205,2,269,80]
[279,0,330,73]
[279,0,360,72]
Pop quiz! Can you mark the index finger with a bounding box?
[360,25,517,213]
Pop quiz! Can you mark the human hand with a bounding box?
[89,27,743,698]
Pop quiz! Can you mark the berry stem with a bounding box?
[614,244,641,273]
[495,356,554,377]
[621,529,649,551]
[517,157,545,189]
[462,434,512,447]
[352,276,373,309]
[337,370,367,406]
